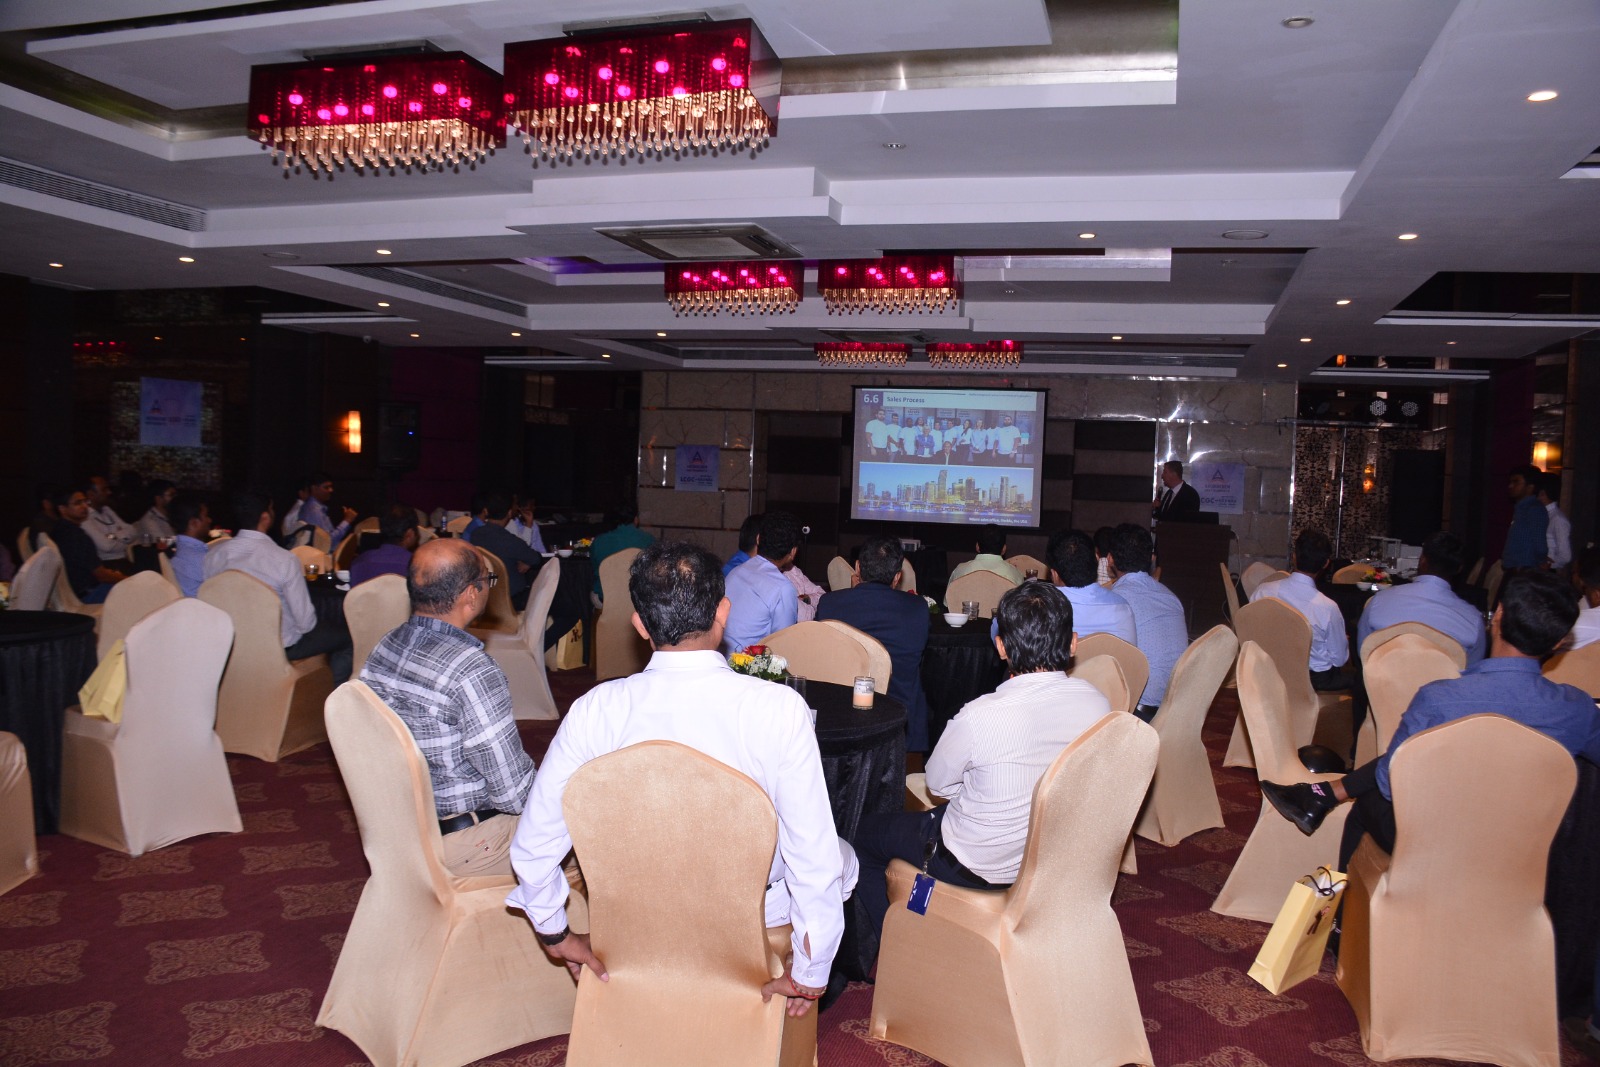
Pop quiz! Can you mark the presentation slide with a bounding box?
[852,387,1047,528]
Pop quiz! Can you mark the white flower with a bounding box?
[923,596,937,609]
[768,654,787,673]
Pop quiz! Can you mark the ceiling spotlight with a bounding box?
[1300,337,1313,343]
[1222,229,1269,240]
[1335,298,1351,306]
[1397,233,1419,241]
[1078,232,1096,240]
[48,262,63,268]
[377,302,390,308]
[656,331,667,337]
[1281,16,1314,29]
[409,332,420,338]
[510,331,522,337]
[1526,90,1558,102]
[1277,363,1288,368]
[882,142,905,150]
[154,335,163,341]
[376,248,393,255]
[178,256,195,263]
[1111,335,1123,341]
[1446,340,1457,345]
[601,353,612,359]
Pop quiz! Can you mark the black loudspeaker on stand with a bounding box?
[378,402,421,472]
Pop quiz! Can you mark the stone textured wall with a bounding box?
[638,371,1297,569]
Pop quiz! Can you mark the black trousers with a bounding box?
[286,618,353,684]
[1337,759,1397,869]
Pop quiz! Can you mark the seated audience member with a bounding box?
[1107,523,1188,720]
[132,479,176,542]
[50,485,128,603]
[1356,531,1486,664]
[947,523,1024,593]
[589,505,655,601]
[299,473,357,545]
[1250,529,1352,690]
[167,497,211,597]
[787,562,827,623]
[462,491,491,541]
[509,541,853,1016]
[1044,528,1137,644]
[854,581,1110,957]
[816,536,933,752]
[722,513,763,577]
[84,474,136,561]
[1093,525,1116,585]
[280,477,311,537]
[468,490,545,611]
[723,511,803,654]
[1570,547,1600,651]
[350,504,419,587]
[204,490,353,682]
[363,538,534,875]
[1263,570,1600,871]
[507,492,547,553]
[28,484,59,552]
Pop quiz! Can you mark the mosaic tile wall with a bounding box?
[1291,426,1428,562]
[108,380,225,491]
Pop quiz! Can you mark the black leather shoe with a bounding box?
[1260,780,1335,836]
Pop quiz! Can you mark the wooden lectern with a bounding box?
[1155,521,1234,638]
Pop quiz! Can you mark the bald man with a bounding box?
[360,538,536,875]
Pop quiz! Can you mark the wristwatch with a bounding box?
[537,925,570,946]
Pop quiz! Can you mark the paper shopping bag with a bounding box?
[553,620,586,671]
[1248,866,1346,994]
[79,639,129,724]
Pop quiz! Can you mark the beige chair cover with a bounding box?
[466,548,519,637]
[1073,633,1149,711]
[289,544,334,574]
[1358,621,1468,668]
[1136,625,1238,846]
[37,535,103,625]
[15,528,33,563]
[1336,715,1574,1067]
[318,682,582,1067]
[1483,559,1505,608]
[10,542,60,611]
[826,555,852,592]
[1331,563,1369,584]
[594,547,650,681]
[1212,642,1351,921]
[97,571,180,661]
[871,713,1158,1067]
[818,620,891,693]
[900,558,918,595]
[310,526,332,553]
[1463,557,1484,586]
[1069,654,1130,714]
[945,570,1016,618]
[1005,554,1048,579]
[198,570,332,762]
[1354,635,1460,766]
[1224,597,1323,768]
[443,515,472,535]
[483,558,561,720]
[345,574,411,676]
[334,517,381,571]
[1220,562,1242,621]
[59,599,241,856]
[1239,561,1278,598]
[0,732,38,896]
[562,741,815,1067]
[1544,642,1600,698]
[157,550,180,590]
[763,621,871,688]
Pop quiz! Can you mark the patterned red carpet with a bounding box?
[2,673,1590,1066]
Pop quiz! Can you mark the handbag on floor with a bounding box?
[1248,866,1346,994]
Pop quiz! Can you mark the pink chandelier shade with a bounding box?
[926,340,1024,368]
[818,256,962,314]
[665,261,802,315]
[815,343,912,368]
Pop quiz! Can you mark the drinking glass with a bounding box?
[1024,568,1039,580]
[786,674,808,701]
[962,600,980,621]
[305,563,320,579]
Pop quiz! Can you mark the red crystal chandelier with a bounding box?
[247,53,504,172]
[665,261,801,316]
[503,20,779,162]
[926,340,1024,368]
[815,343,911,368]
[818,256,961,315]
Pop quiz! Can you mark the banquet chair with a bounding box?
[871,713,1157,1067]
[443,514,472,536]
[901,558,918,596]
[289,544,334,574]
[819,619,891,693]
[97,571,180,661]
[318,682,582,1067]
[1073,633,1149,711]
[482,558,561,720]
[37,535,103,627]
[1220,562,1242,622]
[157,550,180,591]
[58,599,241,856]
[1005,554,1048,580]
[1212,642,1351,922]
[1336,715,1574,1067]
[1463,557,1484,587]
[1239,561,1279,598]
[1483,559,1505,608]
[1331,562,1370,584]
[1358,621,1467,669]
[763,621,871,688]
[826,555,853,592]
[1354,633,1460,766]
[1068,654,1130,714]
[594,547,650,681]
[334,517,380,571]
[1135,625,1238,846]
[310,525,332,553]
[198,570,332,762]
[1544,643,1600,698]
[466,548,519,637]
[561,740,814,1067]
[944,570,1016,618]
[1224,598,1347,768]
[9,542,61,611]
[0,732,37,896]
[345,574,411,675]
[14,528,32,563]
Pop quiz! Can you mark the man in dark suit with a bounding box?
[816,535,932,753]
[1152,460,1201,523]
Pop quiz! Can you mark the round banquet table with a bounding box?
[306,575,348,629]
[920,616,1006,751]
[547,553,594,659]
[0,610,97,834]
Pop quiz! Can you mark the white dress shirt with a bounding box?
[993,424,1022,455]
[899,424,919,455]
[507,515,547,554]
[133,508,174,542]
[1571,601,1600,651]
[85,505,135,561]
[280,498,304,536]
[202,529,318,647]
[927,671,1110,883]
[1250,571,1350,671]
[785,565,827,623]
[1356,573,1487,665]
[1546,503,1572,570]
[723,555,799,654]
[507,650,848,988]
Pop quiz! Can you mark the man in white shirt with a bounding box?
[991,414,1022,462]
[1250,529,1351,689]
[507,492,547,554]
[84,475,136,561]
[1571,547,1600,651]
[509,541,853,1016]
[1540,474,1572,573]
[723,511,803,654]
[1356,531,1486,664]
[280,477,310,537]
[864,408,892,458]
[853,581,1111,962]
[203,490,353,682]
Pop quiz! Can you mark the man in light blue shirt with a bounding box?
[300,473,356,545]
[723,511,802,654]
[1356,531,1486,664]
[168,496,210,598]
[722,513,762,578]
[1108,523,1189,720]
[988,528,1136,645]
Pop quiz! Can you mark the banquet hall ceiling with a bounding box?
[0,0,1597,381]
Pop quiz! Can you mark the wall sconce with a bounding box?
[1361,462,1376,494]
[1532,440,1560,469]
[344,410,362,454]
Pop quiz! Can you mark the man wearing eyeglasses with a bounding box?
[361,537,534,876]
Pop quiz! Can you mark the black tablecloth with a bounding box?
[548,553,594,658]
[0,611,96,834]
[306,576,347,629]
[920,616,1005,751]
[1550,755,1600,1017]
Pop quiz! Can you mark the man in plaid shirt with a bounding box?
[361,537,535,875]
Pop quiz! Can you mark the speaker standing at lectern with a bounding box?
[1152,460,1201,523]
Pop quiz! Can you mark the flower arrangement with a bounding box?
[576,537,593,549]
[729,644,788,682]
[1363,568,1391,585]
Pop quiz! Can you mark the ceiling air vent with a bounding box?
[0,156,206,231]
[333,266,524,316]
[1561,146,1600,180]
[596,224,801,260]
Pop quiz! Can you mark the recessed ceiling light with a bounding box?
[882,142,905,150]
[47,262,63,268]
[1277,363,1289,368]
[1222,229,1269,240]
[1397,233,1418,241]
[1446,340,1457,345]
[1281,16,1314,29]
[600,353,611,359]
[377,302,390,308]
[178,256,195,263]
[1527,90,1558,103]
[1111,335,1123,341]
[1300,337,1313,343]
[656,331,667,337]
[510,331,522,337]
[409,332,420,338]
[376,249,393,256]
[1335,298,1351,306]
[1078,232,1096,240]
[153,336,162,341]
